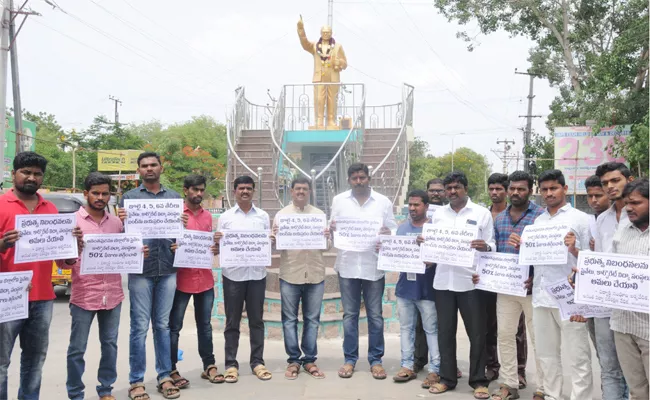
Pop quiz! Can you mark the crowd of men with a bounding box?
[0,150,647,400]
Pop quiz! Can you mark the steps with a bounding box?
[361,128,404,203]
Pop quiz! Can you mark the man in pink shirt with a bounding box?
[169,175,222,388]
[63,172,148,400]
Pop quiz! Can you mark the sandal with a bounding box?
[170,370,190,389]
[429,382,450,394]
[224,367,239,383]
[100,396,116,400]
[457,368,463,378]
[253,364,273,381]
[393,367,416,383]
[370,364,387,380]
[421,372,440,388]
[518,374,527,389]
[304,363,325,379]
[201,364,225,384]
[532,391,545,400]
[474,386,490,399]
[285,363,300,380]
[338,363,355,378]
[157,378,180,399]
[127,383,150,400]
[491,384,520,400]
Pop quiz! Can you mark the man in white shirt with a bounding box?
[330,163,396,380]
[215,175,273,383]
[427,171,494,398]
[511,169,593,400]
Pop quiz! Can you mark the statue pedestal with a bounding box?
[309,124,341,130]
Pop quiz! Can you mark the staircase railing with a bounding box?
[371,84,414,205]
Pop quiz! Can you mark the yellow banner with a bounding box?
[97,150,141,171]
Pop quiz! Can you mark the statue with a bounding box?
[297,16,347,130]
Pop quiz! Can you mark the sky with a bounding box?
[14,0,559,173]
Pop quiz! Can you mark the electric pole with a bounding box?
[327,0,333,29]
[0,4,9,188]
[9,0,23,153]
[493,138,516,174]
[109,95,122,124]
[515,69,542,172]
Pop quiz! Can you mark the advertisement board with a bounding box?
[97,149,141,171]
[3,117,37,187]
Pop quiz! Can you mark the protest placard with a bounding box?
[377,235,425,274]
[420,224,478,267]
[173,230,215,270]
[475,253,528,297]
[545,278,611,320]
[219,231,271,267]
[575,252,649,314]
[0,271,32,323]
[333,217,382,252]
[519,223,571,265]
[80,234,144,275]
[14,214,78,264]
[123,199,184,239]
[276,214,327,250]
[426,204,442,220]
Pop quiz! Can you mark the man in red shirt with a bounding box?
[169,175,222,388]
[0,152,81,399]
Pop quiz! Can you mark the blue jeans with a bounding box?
[128,274,176,384]
[0,300,53,400]
[66,303,121,400]
[396,296,440,373]
[280,279,325,365]
[170,289,215,371]
[338,275,385,367]
[588,317,628,400]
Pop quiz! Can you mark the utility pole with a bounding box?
[9,0,23,154]
[327,0,333,29]
[515,69,542,172]
[493,138,516,174]
[109,95,122,124]
[0,4,9,188]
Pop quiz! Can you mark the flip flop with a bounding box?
[304,363,325,379]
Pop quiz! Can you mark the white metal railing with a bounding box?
[371,84,414,204]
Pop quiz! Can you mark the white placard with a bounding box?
[426,204,442,220]
[420,224,478,267]
[377,235,425,273]
[475,253,528,297]
[219,231,271,267]
[276,214,327,250]
[80,234,144,275]
[519,223,571,265]
[544,278,612,321]
[575,252,649,314]
[0,271,32,323]
[123,199,184,239]
[173,230,215,270]
[333,217,382,252]
[14,214,78,264]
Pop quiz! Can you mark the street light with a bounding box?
[440,132,466,171]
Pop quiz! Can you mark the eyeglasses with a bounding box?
[429,189,444,194]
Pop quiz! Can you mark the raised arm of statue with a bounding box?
[297,16,314,54]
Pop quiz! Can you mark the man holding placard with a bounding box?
[511,169,593,400]
[215,175,273,383]
[271,177,330,380]
[0,152,82,400]
[330,163,396,380]
[169,175,223,388]
[118,152,183,400]
[425,171,494,397]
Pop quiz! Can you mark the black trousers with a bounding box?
[223,276,266,371]
[414,313,428,368]
[435,289,488,389]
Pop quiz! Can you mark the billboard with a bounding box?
[3,117,37,186]
[554,125,630,194]
[97,150,141,171]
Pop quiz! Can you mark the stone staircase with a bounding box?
[361,128,403,202]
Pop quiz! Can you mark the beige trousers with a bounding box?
[533,306,593,400]
[497,294,543,391]
[614,331,649,400]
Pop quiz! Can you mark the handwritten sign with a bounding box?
[420,224,478,267]
[124,199,184,239]
[174,230,215,270]
[378,235,425,273]
[519,223,571,265]
[475,253,528,297]
[276,214,327,250]
[426,204,442,220]
[333,217,382,252]
[14,214,78,264]
[219,231,271,267]
[0,271,32,323]
[545,279,611,321]
[80,234,144,275]
[575,252,649,314]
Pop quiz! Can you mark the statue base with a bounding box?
[309,124,341,130]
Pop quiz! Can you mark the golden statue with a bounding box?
[297,16,347,130]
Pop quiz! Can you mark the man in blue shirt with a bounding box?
[391,190,440,389]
